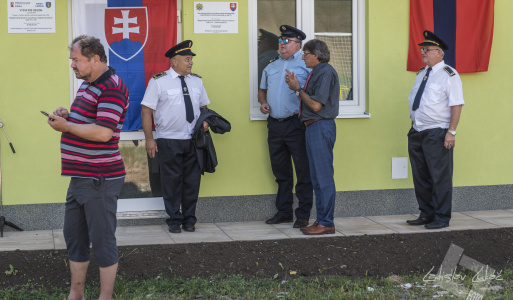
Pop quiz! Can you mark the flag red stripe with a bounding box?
[407,0,434,72]
[455,0,494,73]
[143,0,177,86]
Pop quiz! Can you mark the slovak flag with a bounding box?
[407,0,494,73]
[72,0,177,131]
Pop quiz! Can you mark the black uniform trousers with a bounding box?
[408,127,453,223]
[267,116,313,220]
[157,138,201,226]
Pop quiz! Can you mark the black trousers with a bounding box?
[408,127,453,223]
[157,138,201,226]
[267,116,313,219]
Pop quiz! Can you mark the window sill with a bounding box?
[250,112,371,121]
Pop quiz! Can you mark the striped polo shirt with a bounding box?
[61,67,129,180]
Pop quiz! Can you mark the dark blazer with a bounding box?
[192,108,231,173]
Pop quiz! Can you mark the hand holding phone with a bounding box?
[41,110,54,121]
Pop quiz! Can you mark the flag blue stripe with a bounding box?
[108,0,143,6]
[108,0,144,131]
[433,0,456,67]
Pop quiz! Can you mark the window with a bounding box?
[249,0,368,120]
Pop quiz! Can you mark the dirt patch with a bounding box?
[0,228,512,289]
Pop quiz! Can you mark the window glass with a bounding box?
[257,0,296,87]
[314,0,353,100]
[119,140,162,199]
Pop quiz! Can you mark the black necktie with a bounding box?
[178,75,194,123]
[412,67,432,111]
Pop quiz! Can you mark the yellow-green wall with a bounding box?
[0,2,70,205]
[1,0,511,205]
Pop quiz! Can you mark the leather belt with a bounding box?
[270,114,297,122]
[303,119,320,126]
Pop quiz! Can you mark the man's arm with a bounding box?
[48,115,114,142]
[258,89,270,114]
[284,70,322,112]
[444,104,462,149]
[141,105,158,158]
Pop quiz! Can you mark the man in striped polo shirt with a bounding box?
[47,35,129,300]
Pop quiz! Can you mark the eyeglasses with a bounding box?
[278,38,300,44]
[302,51,313,57]
[420,47,440,53]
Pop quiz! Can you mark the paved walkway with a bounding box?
[1,209,512,252]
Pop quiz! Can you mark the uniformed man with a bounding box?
[141,40,210,233]
[406,31,464,229]
[259,25,313,229]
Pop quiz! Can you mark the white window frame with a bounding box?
[249,0,368,120]
[67,0,183,212]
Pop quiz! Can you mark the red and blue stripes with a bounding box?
[408,0,494,73]
[107,0,177,130]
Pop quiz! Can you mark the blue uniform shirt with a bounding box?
[260,51,311,118]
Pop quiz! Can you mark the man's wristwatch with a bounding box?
[295,88,302,97]
[448,130,457,136]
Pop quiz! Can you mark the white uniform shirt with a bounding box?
[408,60,464,132]
[141,68,210,139]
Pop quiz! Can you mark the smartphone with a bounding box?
[41,110,54,121]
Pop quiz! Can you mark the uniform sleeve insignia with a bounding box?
[152,72,167,79]
[417,67,426,75]
[191,73,202,78]
[269,55,280,63]
[444,66,456,77]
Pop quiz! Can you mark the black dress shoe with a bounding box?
[182,223,196,232]
[293,218,309,228]
[425,221,449,229]
[406,217,433,226]
[265,214,293,224]
[168,224,181,233]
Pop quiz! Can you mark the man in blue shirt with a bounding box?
[258,25,313,228]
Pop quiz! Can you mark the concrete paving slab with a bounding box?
[446,212,499,231]
[366,214,418,224]
[460,210,513,228]
[333,217,397,236]
[363,214,443,234]
[52,230,66,250]
[116,225,174,246]
[217,221,289,241]
[0,230,54,251]
[167,223,233,244]
[334,216,381,227]
[337,224,397,236]
[1,210,511,251]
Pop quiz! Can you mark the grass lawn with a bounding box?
[1,269,512,299]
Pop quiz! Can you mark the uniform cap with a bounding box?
[279,25,306,41]
[165,40,196,58]
[418,30,449,50]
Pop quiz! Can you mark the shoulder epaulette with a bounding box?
[152,72,167,79]
[269,55,280,63]
[444,66,456,77]
[417,67,426,75]
[191,73,202,78]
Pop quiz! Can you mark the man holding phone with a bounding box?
[46,35,129,300]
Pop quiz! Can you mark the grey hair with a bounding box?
[439,48,445,58]
[303,39,330,63]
